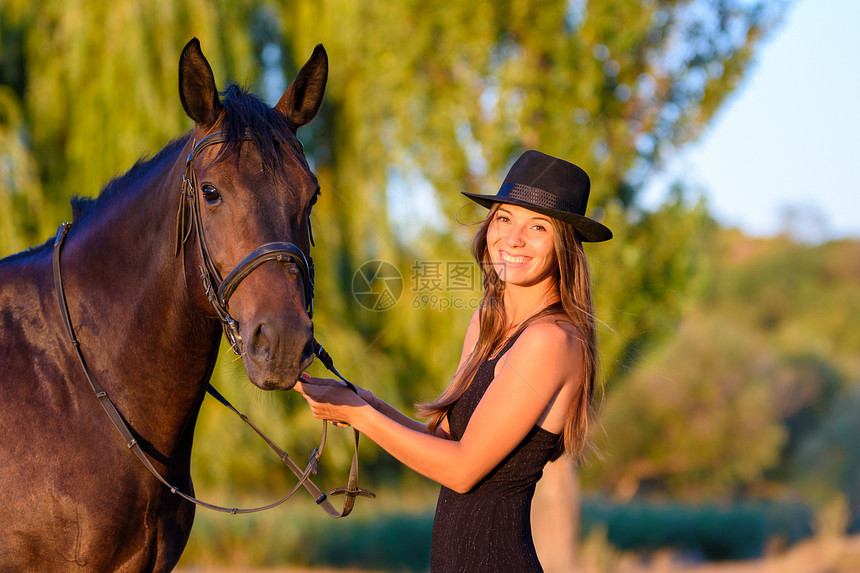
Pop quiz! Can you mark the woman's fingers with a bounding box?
[297,372,350,389]
[293,379,309,396]
[293,379,356,427]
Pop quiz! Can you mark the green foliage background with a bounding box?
[6,0,860,567]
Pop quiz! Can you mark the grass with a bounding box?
[178,494,851,573]
[176,486,435,572]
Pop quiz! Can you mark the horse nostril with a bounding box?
[247,316,312,365]
[249,323,272,363]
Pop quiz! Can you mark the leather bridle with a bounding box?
[51,132,374,518]
[176,131,315,355]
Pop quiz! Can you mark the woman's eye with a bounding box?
[201,184,221,204]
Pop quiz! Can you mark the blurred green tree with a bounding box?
[587,310,788,500]
[585,228,860,512]
[0,0,262,243]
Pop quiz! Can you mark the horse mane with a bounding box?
[216,83,305,178]
[71,84,303,224]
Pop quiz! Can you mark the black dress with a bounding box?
[430,331,560,572]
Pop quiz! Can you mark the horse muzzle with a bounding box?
[242,309,314,390]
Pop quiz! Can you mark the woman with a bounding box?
[295,150,612,572]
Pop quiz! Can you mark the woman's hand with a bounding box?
[294,374,370,426]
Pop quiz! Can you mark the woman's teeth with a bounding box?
[501,252,528,264]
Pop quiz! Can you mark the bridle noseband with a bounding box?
[176,131,315,355]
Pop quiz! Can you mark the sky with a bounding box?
[642,0,860,242]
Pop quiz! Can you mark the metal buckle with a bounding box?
[224,317,242,355]
[201,271,213,296]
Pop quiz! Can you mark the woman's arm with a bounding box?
[328,308,482,437]
[355,387,445,437]
[295,321,581,493]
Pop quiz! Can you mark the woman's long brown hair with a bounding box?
[416,204,600,462]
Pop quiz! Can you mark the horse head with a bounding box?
[177,38,326,390]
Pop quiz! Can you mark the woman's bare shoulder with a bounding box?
[495,317,583,378]
[520,315,584,353]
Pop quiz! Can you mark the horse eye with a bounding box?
[201,184,221,204]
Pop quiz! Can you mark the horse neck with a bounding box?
[60,136,222,454]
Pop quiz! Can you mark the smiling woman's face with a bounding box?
[485,204,558,288]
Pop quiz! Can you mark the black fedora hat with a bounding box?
[462,150,612,242]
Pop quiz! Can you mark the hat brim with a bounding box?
[462,192,612,242]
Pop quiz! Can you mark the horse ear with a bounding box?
[275,44,328,128]
[178,38,223,127]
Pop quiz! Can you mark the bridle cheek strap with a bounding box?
[175,131,315,355]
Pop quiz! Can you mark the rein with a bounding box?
[51,132,375,517]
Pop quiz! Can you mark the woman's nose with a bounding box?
[505,224,526,246]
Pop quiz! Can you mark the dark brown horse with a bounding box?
[0,39,327,571]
